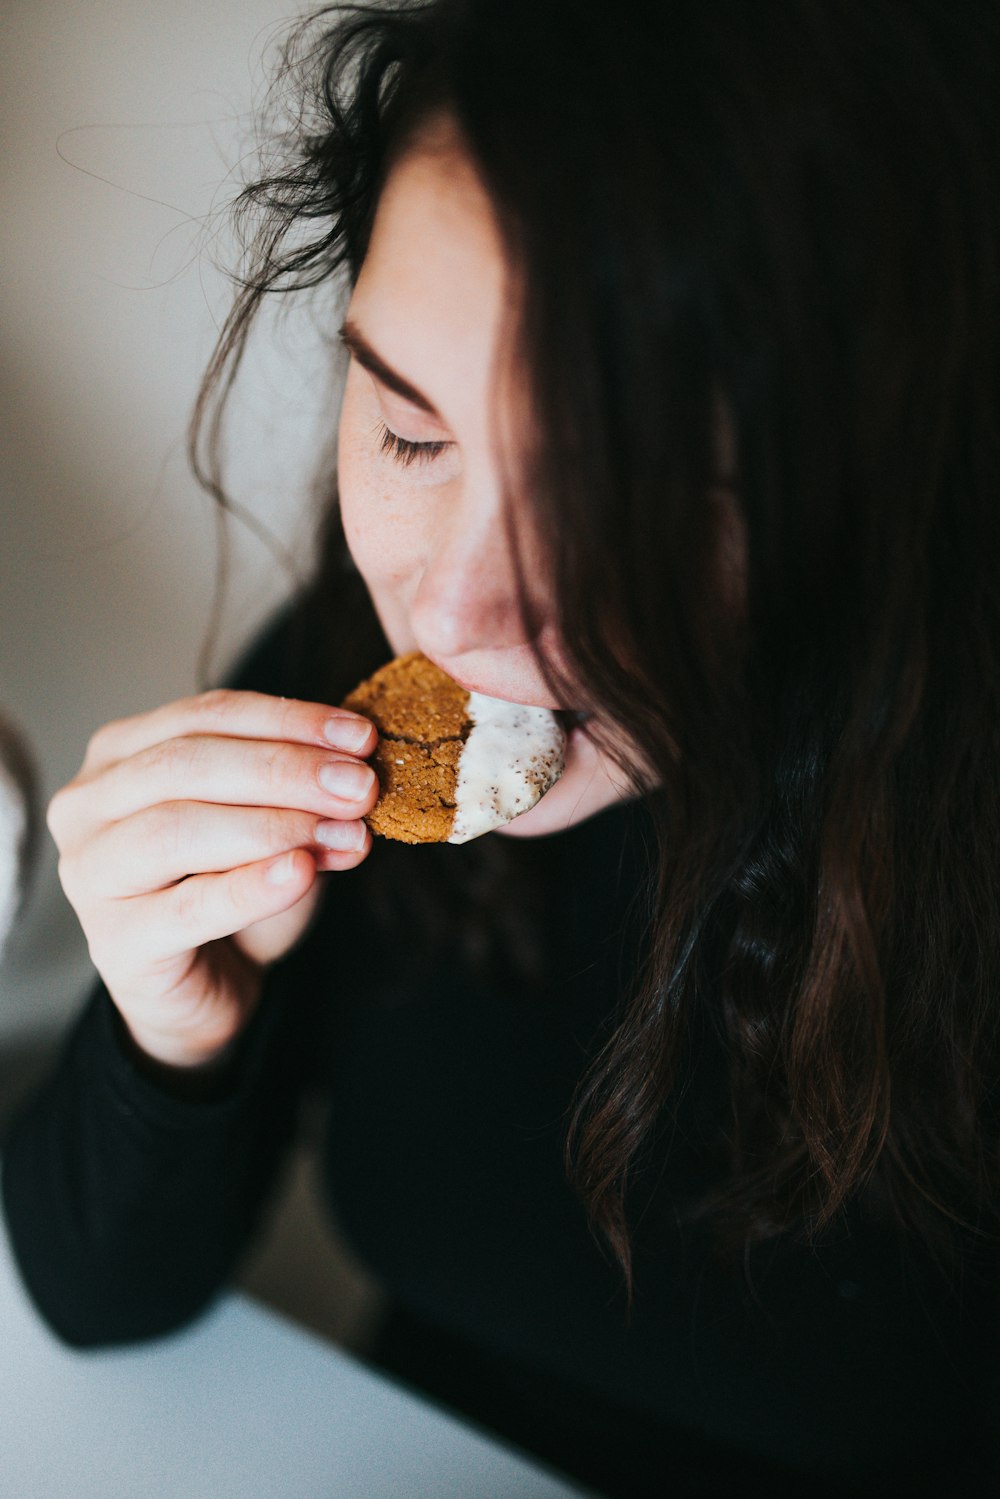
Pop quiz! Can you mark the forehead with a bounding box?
[348,123,512,401]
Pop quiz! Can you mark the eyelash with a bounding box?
[377,423,451,467]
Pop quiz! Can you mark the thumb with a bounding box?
[231,871,324,967]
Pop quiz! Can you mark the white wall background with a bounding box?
[1,2,346,1044]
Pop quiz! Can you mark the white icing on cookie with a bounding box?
[448,692,566,844]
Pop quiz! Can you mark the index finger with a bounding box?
[82,689,376,776]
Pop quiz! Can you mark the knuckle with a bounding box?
[263,805,296,850]
[275,695,304,739]
[83,721,114,764]
[146,799,188,854]
[142,734,186,780]
[46,778,87,845]
[171,873,203,928]
[45,785,69,840]
[257,740,292,796]
[82,714,133,771]
[190,687,233,720]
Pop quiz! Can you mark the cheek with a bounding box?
[337,377,422,588]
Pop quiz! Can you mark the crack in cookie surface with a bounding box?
[340,652,470,843]
[380,723,471,752]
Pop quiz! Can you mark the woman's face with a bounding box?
[336,123,640,836]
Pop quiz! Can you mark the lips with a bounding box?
[422,658,591,721]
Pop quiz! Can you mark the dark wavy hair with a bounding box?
[191,0,1000,1291]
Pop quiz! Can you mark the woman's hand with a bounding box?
[46,690,378,1072]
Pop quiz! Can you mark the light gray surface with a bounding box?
[0,1197,591,1499]
[236,1133,387,1354]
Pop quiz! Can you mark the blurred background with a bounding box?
[1,0,328,1041]
[0,1,380,1346]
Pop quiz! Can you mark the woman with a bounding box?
[4,1,999,1491]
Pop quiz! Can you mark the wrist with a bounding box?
[116,1015,245,1102]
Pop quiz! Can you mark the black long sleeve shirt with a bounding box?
[3,602,998,1496]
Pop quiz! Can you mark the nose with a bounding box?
[408,503,533,660]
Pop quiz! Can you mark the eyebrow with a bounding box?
[338,318,443,419]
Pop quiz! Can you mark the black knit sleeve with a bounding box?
[0,596,352,1346]
[0,960,312,1346]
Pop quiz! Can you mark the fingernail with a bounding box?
[319,760,376,800]
[316,819,366,851]
[323,715,373,753]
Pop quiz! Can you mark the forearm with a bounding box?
[0,972,303,1348]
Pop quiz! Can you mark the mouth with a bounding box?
[427,661,592,731]
[424,657,591,720]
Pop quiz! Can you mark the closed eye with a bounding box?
[377,423,452,467]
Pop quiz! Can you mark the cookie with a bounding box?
[341,653,566,844]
